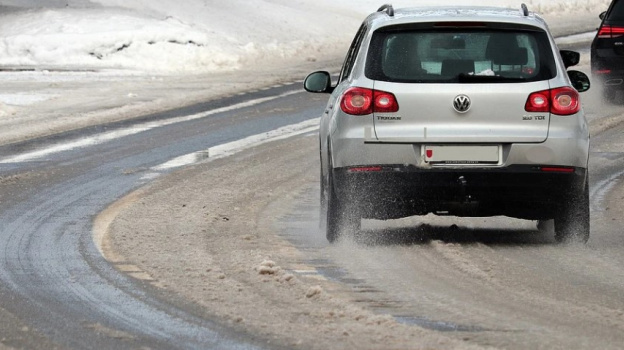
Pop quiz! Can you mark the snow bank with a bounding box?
[0,9,243,72]
[0,101,15,117]
[0,0,611,74]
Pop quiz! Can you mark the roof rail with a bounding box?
[377,4,394,17]
[520,3,529,16]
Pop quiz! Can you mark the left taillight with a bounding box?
[340,87,399,115]
[597,24,624,39]
[525,87,580,116]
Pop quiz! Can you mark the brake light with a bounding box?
[434,22,486,28]
[525,91,550,112]
[340,87,399,115]
[374,91,399,113]
[598,25,610,38]
[551,88,580,115]
[597,25,624,38]
[525,87,580,116]
[341,88,372,115]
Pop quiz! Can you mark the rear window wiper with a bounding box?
[457,73,526,83]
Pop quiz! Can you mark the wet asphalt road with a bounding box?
[0,83,325,349]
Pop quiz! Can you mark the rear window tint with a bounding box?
[607,0,624,21]
[365,29,556,83]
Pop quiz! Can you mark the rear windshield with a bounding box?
[366,28,556,83]
[607,0,624,21]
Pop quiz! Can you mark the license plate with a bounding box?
[423,145,501,165]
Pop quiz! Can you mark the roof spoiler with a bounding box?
[378,4,394,17]
[377,3,528,18]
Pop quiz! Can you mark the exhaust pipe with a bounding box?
[605,79,623,86]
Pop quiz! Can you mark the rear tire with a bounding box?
[326,171,361,243]
[554,180,590,244]
[319,167,328,231]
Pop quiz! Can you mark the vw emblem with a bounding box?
[453,95,471,113]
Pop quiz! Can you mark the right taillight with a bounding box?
[525,87,580,116]
[597,24,624,38]
[340,87,398,115]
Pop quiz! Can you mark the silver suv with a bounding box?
[304,4,591,244]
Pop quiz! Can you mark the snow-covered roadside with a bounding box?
[0,60,336,146]
[0,1,354,72]
[0,0,609,72]
[0,1,607,147]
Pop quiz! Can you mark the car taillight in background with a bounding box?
[340,87,399,115]
[597,25,624,38]
[525,87,580,116]
[593,69,612,74]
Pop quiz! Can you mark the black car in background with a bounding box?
[592,0,624,101]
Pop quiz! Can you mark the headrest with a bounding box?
[441,59,475,76]
[486,34,528,66]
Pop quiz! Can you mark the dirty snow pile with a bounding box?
[0,102,14,117]
[0,0,611,74]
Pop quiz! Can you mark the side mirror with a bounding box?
[600,11,607,20]
[560,50,580,68]
[568,70,591,93]
[304,71,333,93]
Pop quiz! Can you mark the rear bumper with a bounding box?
[331,114,590,171]
[591,53,624,88]
[592,70,624,88]
[333,164,587,220]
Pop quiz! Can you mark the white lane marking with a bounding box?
[148,118,319,174]
[0,127,152,164]
[0,90,301,164]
